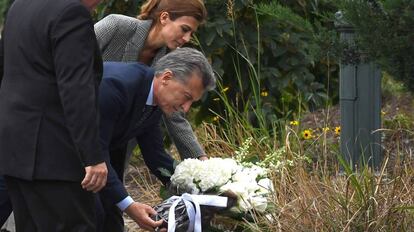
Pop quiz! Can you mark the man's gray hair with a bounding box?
[153,47,216,91]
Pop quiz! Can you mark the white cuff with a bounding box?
[116,196,134,211]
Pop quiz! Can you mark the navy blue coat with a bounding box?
[98,62,174,204]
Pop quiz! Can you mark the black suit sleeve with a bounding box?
[0,30,4,87]
[51,4,102,166]
[137,121,175,185]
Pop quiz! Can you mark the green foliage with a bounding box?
[200,96,414,231]
[382,71,407,96]
[384,112,414,129]
[194,0,339,137]
[93,0,144,20]
[94,0,341,131]
[339,0,414,92]
[0,0,13,27]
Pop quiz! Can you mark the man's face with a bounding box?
[154,71,204,116]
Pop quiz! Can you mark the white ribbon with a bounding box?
[167,193,228,232]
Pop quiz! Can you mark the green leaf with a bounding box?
[159,185,172,200]
[158,167,173,178]
[205,32,216,46]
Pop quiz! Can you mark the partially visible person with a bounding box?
[0,0,108,231]
[0,4,12,229]
[97,47,216,231]
[94,0,209,162]
[0,176,11,227]
[1,26,3,87]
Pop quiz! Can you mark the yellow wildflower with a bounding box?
[290,120,299,126]
[222,87,230,92]
[213,116,220,122]
[302,129,313,140]
[334,126,341,135]
[322,127,330,132]
[260,91,269,97]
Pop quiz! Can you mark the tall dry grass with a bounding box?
[196,121,414,232]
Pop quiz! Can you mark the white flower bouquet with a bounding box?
[153,158,273,231]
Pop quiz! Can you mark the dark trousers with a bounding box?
[96,145,127,232]
[95,194,124,232]
[95,141,175,232]
[4,176,96,232]
[0,176,12,227]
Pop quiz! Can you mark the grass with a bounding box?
[127,123,413,232]
[126,40,414,232]
[126,91,414,232]
[191,72,414,230]
[195,119,414,231]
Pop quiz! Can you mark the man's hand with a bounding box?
[81,162,108,193]
[125,202,164,231]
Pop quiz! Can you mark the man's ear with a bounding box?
[161,69,173,85]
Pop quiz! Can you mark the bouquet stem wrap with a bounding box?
[158,193,228,232]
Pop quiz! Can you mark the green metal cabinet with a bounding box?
[336,12,382,170]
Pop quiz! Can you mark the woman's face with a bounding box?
[159,13,200,50]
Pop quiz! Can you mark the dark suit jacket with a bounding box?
[0,26,4,87]
[98,62,174,204]
[0,33,3,87]
[0,0,103,181]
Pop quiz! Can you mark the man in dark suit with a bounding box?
[0,27,12,229]
[0,2,14,228]
[96,47,216,232]
[0,0,109,231]
[0,177,12,229]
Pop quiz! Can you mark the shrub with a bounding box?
[338,0,414,92]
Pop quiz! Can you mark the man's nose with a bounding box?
[181,101,192,113]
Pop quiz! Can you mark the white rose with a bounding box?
[232,169,256,183]
[171,158,204,192]
[219,182,249,198]
[238,197,252,212]
[257,178,274,195]
[249,196,268,212]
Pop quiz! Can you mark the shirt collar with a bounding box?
[146,80,155,106]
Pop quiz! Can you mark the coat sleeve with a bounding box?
[137,120,175,185]
[94,14,119,53]
[0,30,3,87]
[98,76,129,204]
[163,111,205,159]
[51,4,102,166]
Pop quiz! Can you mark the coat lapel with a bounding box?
[121,20,167,65]
[123,69,154,139]
[122,20,152,62]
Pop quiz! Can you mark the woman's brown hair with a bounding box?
[137,0,207,24]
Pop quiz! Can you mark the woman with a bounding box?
[94,0,209,231]
[95,0,208,161]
